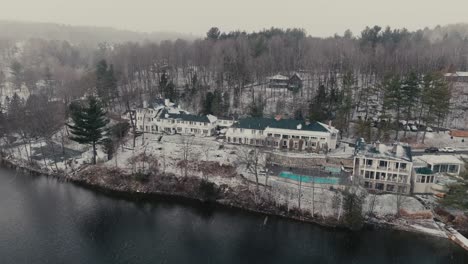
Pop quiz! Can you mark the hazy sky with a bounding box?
[2,0,468,36]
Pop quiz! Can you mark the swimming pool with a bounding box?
[279,171,340,184]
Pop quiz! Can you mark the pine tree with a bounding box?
[95,60,117,106]
[401,71,420,138]
[309,84,328,122]
[382,75,403,139]
[68,97,108,164]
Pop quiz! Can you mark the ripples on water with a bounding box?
[0,167,467,264]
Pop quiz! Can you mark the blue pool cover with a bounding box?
[279,171,339,184]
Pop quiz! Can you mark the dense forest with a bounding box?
[0,22,467,143]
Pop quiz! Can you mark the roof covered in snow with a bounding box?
[354,141,412,162]
[163,112,211,123]
[444,71,468,77]
[415,155,464,165]
[267,74,289,80]
[232,117,330,132]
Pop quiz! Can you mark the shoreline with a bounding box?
[0,157,459,245]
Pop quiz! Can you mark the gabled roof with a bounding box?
[290,72,304,81]
[267,74,289,80]
[232,117,330,132]
[161,110,211,123]
[444,71,468,77]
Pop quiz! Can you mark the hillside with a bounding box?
[0,20,197,44]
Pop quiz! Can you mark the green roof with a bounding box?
[233,117,329,132]
[416,167,433,175]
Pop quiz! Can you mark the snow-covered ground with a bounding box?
[4,130,447,238]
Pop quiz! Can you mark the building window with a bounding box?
[282,135,289,139]
[274,134,281,138]
[401,163,407,170]
[250,139,254,145]
[267,133,273,137]
[375,172,381,180]
[251,130,255,134]
[233,137,237,143]
[259,131,263,135]
[364,182,372,188]
[228,137,231,143]
[375,183,384,190]
[274,142,279,147]
[397,186,406,193]
[365,171,370,179]
[386,184,395,192]
[366,160,373,166]
[449,165,458,173]
[379,160,387,168]
[203,129,208,134]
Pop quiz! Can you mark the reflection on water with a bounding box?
[0,167,466,263]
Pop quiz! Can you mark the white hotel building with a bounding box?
[225,117,339,151]
[135,99,218,136]
[353,141,413,194]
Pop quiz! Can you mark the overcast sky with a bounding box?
[2,0,468,37]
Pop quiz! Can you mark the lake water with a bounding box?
[0,167,467,263]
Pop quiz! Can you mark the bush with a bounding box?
[134,171,151,183]
[198,180,218,201]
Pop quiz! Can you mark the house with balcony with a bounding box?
[225,117,338,152]
[353,140,413,194]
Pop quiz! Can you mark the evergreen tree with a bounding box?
[203,92,214,115]
[206,27,221,41]
[401,71,421,138]
[9,60,23,91]
[342,189,365,230]
[382,75,403,139]
[420,72,450,141]
[294,109,304,120]
[68,97,108,164]
[335,72,354,136]
[96,60,108,101]
[309,84,328,122]
[95,60,117,106]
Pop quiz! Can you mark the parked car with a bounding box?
[424,147,439,153]
[410,125,418,132]
[440,147,455,153]
[425,126,433,132]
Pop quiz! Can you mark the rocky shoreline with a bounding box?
[0,157,457,243]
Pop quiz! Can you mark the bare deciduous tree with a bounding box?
[180,136,194,177]
[236,147,266,189]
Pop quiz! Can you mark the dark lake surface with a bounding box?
[0,167,467,264]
